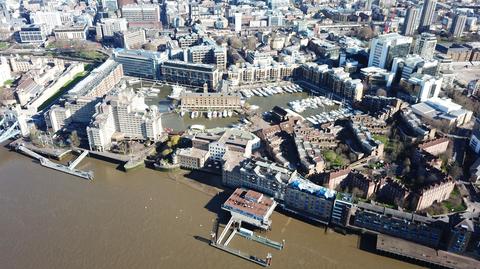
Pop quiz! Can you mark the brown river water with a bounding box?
[0,146,423,269]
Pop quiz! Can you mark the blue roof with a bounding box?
[289,177,336,200]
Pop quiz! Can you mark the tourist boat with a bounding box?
[180,111,185,117]
[227,110,233,117]
[207,111,212,119]
[190,112,195,118]
[223,110,228,117]
[212,111,218,118]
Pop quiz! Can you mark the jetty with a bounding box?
[209,188,286,267]
[16,144,94,180]
[211,219,272,267]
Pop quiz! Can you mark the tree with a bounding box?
[228,37,242,49]
[354,27,374,41]
[161,148,173,157]
[376,88,387,97]
[170,135,181,146]
[448,163,464,180]
[246,36,257,50]
[401,158,411,176]
[69,130,80,147]
[351,187,365,199]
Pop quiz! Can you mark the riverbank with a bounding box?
[0,146,423,269]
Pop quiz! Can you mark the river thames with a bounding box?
[0,146,423,269]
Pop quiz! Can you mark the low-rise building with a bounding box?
[179,92,241,111]
[343,171,379,199]
[326,168,351,190]
[298,63,364,101]
[192,128,260,162]
[114,29,146,49]
[447,218,475,254]
[176,147,210,169]
[417,137,450,156]
[113,49,166,80]
[413,177,455,211]
[161,60,220,90]
[227,61,297,86]
[331,192,354,227]
[53,23,88,40]
[222,158,298,201]
[349,121,384,159]
[221,188,277,230]
[294,137,325,175]
[360,95,402,120]
[377,178,410,207]
[399,107,436,141]
[284,176,337,224]
[353,202,445,248]
[411,97,473,127]
[19,24,47,43]
[359,67,394,90]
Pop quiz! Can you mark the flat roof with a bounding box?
[222,188,276,218]
[377,234,480,269]
[289,177,336,200]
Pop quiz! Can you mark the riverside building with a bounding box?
[87,89,163,151]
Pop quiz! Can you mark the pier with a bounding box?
[210,242,271,267]
[0,121,20,143]
[236,229,284,250]
[16,144,94,180]
[211,216,283,267]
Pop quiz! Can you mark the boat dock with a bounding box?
[210,217,284,267]
[16,144,94,180]
[210,242,270,267]
[236,229,284,250]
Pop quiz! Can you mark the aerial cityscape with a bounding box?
[2,0,480,268]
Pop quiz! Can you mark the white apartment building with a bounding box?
[413,33,437,60]
[87,90,163,151]
[98,18,128,39]
[368,33,413,69]
[407,74,442,102]
[87,103,116,152]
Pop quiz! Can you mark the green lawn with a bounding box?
[372,134,388,145]
[0,42,9,50]
[443,187,467,212]
[322,150,345,168]
[37,71,88,111]
[426,186,467,215]
[77,51,107,61]
[3,79,13,86]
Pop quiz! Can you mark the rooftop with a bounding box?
[222,188,276,219]
[377,234,480,269]
[289,177,336,200]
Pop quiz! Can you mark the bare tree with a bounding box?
[69,131,80,147]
